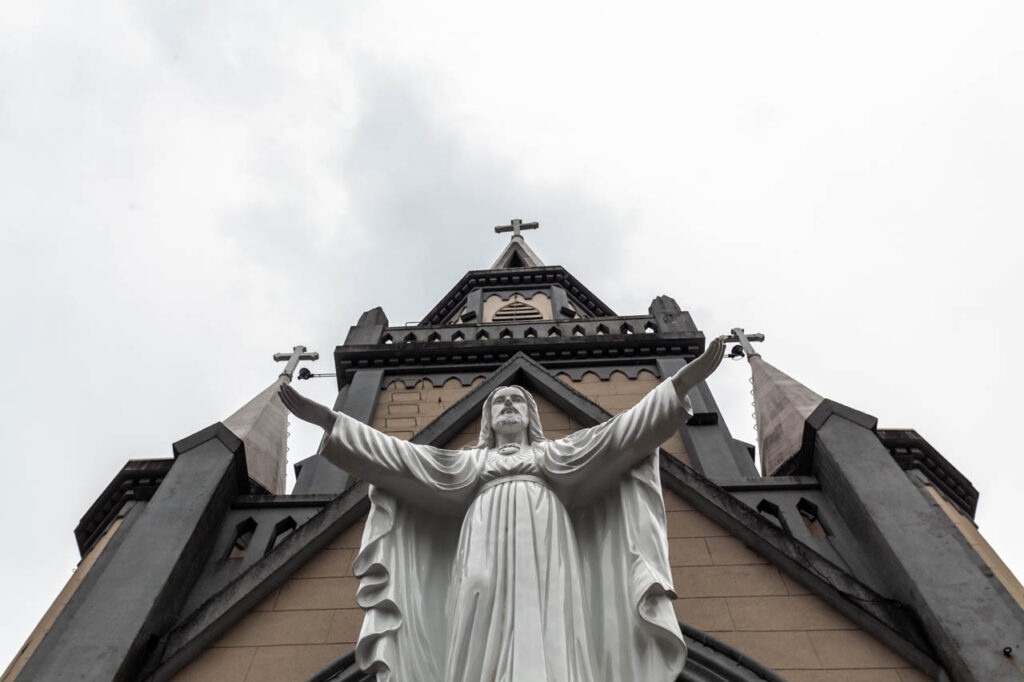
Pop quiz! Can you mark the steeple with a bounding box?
[223,345,319,494]
[738,332,824,475]
[223,378,289,494]
[490,218,545,269]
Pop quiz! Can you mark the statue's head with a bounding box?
[476,385,546,448]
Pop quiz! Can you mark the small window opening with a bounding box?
[427,332,441,343]
[382,334,394,344]
[476,330,490,341]
[403,333,417,343]
[756,499,789,533]
[266,516,298,553]
[548,327,562,338]
[596,324,609,336]
[644,322,658,334]
[797,499,830,538]
[228,517,257,560]
[524,327,537,338]
[572,325,585,337]
[499,328,514,339]
[452,331,465,342]
[620,323,635,334]
[493,300,544,322]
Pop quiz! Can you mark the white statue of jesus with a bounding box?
[280,337,725,682]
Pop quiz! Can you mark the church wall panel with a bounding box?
[2,518,124,681]
[922,484,1024,610]
[662,488,929,679]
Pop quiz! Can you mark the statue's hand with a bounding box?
[279,383,338,433]
[670,335,726,401]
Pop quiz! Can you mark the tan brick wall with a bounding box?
[171,521,366,682]
[557,369,691,466]
[369,377,485,441]
[664,489,930,681]
[923,485,1024,611]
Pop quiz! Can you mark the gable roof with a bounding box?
[490,235,545,269]
[144,352,938,681]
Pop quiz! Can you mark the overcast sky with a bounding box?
[2,0,1023,667]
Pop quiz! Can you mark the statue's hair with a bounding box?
[476,385,547,448]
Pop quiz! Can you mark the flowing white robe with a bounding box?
[318,379,691,682]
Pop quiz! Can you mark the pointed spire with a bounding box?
[749,354,824,476]
[223,346,319,494]
[223,377,289,494]
[491,218,545,268]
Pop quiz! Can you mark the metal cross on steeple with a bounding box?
[724,328,765,359]
[494,218,539,239]
[273,345,319,381]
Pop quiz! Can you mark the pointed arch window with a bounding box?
[228,517,257,560]
[492,300,544,322]
[266,516,298,553]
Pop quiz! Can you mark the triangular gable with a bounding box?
[490,237,545,269]
[418,266,616,325]
[149,352,937,680]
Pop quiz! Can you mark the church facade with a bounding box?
[5,227,1024,682]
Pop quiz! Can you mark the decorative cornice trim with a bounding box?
[420,266,616,325]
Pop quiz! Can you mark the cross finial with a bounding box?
[273,345,319,381]
[494,218,539,239]
[724,328,765,360]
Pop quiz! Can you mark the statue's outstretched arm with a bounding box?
[279,383,478,508]
[542,336,726,497]
[280,383,337,433]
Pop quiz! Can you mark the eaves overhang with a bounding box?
[334,330,705,387]
[419,265,616,325]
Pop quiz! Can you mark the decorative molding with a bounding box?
[420,266,616,325]
[75,459,173,557]
[877,429,979,519]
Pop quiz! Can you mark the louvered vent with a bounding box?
[492,300,544,322]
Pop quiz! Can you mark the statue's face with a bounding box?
[489,386,529,436]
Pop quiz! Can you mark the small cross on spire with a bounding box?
[724,328,765,360]
[494,218,539,239]
[273,345,319,381]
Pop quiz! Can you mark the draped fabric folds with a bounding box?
[321,380,691,682]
